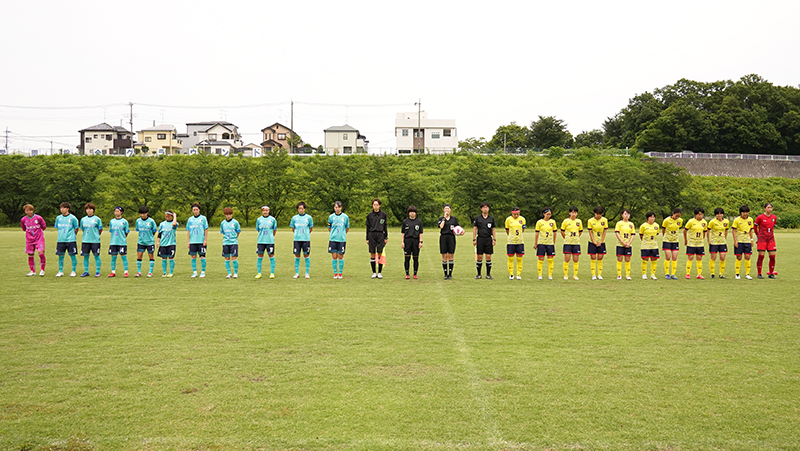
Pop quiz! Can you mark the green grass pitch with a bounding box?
[1,229,798,450]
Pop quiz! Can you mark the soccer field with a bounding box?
[1,229,798,451]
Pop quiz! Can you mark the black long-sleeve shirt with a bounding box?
[366,210,388,239]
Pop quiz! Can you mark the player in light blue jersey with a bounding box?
[135,206,158,277]
[220,207,241,279]
[54,201,80,277]
[107,206,130,277]
[186,202,209,278]
[79,202,103,277]
[156,210,179,277]
[289,201,313,279]
[255,205,277,279]
[327,201,350,279]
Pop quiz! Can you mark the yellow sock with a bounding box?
[590,259,596,276]
[745,259,751,275]
[617,261,622,277]
[735,259,741,275]
[516,256,523,276]
[664,259,670,275]
[710,260,716,276]
[573,261,579,277]
[651,260,658,276]
[563,261,569,278]
[537,259,543,277]
[671,260,678,276]
[548,258,554,277]
[720,260,726,276]
[625,261,631,276]
[597,259,603,277]
[686,260,693,276]
[641,260,648,276]
[508,256,515,276]
[696,260,703,275]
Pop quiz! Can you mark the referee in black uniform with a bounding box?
[366,198,388,278]
[401,206,424,279]
[472,201,496,279]
[438,204,460,279]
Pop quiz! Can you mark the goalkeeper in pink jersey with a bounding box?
[20,204,47,276]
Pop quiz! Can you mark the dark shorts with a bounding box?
[734,243,752,255]
[640,248,660,259]
[709,244,728,254]
[56,241,78,256]
[537,244,555,257]
[686,246,705,256]
[188,243,206,257]
[475,237,493,255]
[257,243,275,256]
[662,242,680,251]
[401,238,419,256]
[293,240,310,255]
[563,244,581,255]
[158,245,176,258]
[328,241,346,254]
[507,243,525,256]
[756,238,776,252]
[137,244,155,254]
[616,246,632,257]
[108,244,127,256]
[439,234,456,254]
[368,232,386,254]
[587,242,606,255]
[81,242,101,256]
[222,244,239,257]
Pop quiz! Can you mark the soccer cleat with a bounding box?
[710,274,715,279]
[162,273,167,278]
[538,275,543,280]
[510,275,515,280]
[643,274,648,280]
[697,275,705,280]
[95,272,100,277]
[685,274,691,279]
[147,272,152,278]
[548,276,553,280]
[757,274,764,279]
[371,273,378,279]
[70,271,76,277]
[406,275,411,280]
[735,274,741,280]
[475,274,482,279]
[199,272,205,278]
[233,273,238,279]
[39,270,45,277]
[626,276,632,281]
[255,273,262,279]
[55,272,64,277]
[80,272,90,277]
[305,273,310,279]
[226,274,232,279]
[108,272,116,278]
[745,275,753,280]
[592,275,597,280]
[26,271,36,277]
[167,273,173,278]
[135,272,141,277]
[269,273,275,279]
[768,274,777,279]
[617,276,622,280]
[564,276,569,280]
[123,271,129,278]
[718,275,725,279]
[516,275,522,280]
[485,275,492,280]
[334,274,339,279]
[377,273,382,279]
[191,271,197,278]
[414,275,419,279]
[651,274,658,280]
[597,275,603,280]
[573,276,579,281]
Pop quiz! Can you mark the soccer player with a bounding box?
[156,210,178,277]
[472,202,496,279]
[707,207,730,279]
[328,201,350,279]
[560,206,583,280]
[661,208,683,279]
[438,204,460,279]
[534,207,558,280]
[108,206,130,278]
[221,207,241,279]
[20,204,46,276]
[638,211,660,280]
[366,198,388,279]
[401,205,424,279]
[615,209,635,280]
[54,202,79,277]
[186,203,209,278]
[79,203,103,277]
[684,207,708,279]
[754,202,778,279]
[135,206,158,277]
[732,205,754,280]
[587,206,608,280]
[290,201,313,279]
[255,206,277,279]
[505,207,526,280]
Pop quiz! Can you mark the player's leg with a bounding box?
[756,249,765,277]
[571,252,579,280]
[768,249,777,278]
[719,251,727,278]
[136,250,144,276]
[624,255,631,279]
[709,251,717,277]
[685,253,695,278]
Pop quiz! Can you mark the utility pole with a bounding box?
[414,99,421,154]
[290,100,294,152]
[128,102,134,133]
[4,127,9,154]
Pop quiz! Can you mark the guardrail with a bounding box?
[646,152,800,161]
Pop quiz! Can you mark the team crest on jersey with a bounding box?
[601,221,605,226]
[380,219,385,224]
[414,225,419,230]
[487,223,491,228]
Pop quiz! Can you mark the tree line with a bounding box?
[1,152,798,228]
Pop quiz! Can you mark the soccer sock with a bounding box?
[378,263,383,273]
[442,261,448,276]
[257,257,263,273]
[304,257,310,274]
[641,260,648,276]
[95,255,101,273]
[191,258,197,272]
[516,256,523,276]
[39,254,46,271]
[333,259,338,273]
[58,255,65,272]
[547,257,554,277]
[720,260,726,275]
[573,260,579,277]
[537,259,543,277]
[709,260,716,276]
[597,259,603,276]
[83,256,89,272]
[121,255,128,271]
[269,256,276,274]
[563,261,569,278]
[413,256,419,275]
[590,259,596,276]
[162,259,168,274]
[295,257,301,274]
[448,260,454,276]
[370,258,377,273]
[28,256,36,272]
[137,259,142,273]
[169,259,175,273]
[735,259,742,274]
[508,256,515,276]
[111,255,117,271]
[70,255,77,271]
[339,259,344,273]
[405,256,411,274]
[671,260,678,276]
[616,260,622,277]
[745,259,751,275]
[769,255,776,274]
[200,258,206,272]
[757,254,764,274]
[225,260,231,274]
[485,260,492,276]
[696,260,703,275]
[475,260,482,276]
[651,260,658,276]
[664,259,670,275]
[233,260,238,274]
[686,260,693,276]
[625,261,631,277]
[149,259,155,274]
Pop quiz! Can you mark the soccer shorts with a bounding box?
[536,244,555,257]
[403,238,420,256]
[257,243,275,256]
[26,240,46,254]
[108,244,127,256]
[293,240,310,255]
[188,243,206,257]
[328,241,346,254]
[709,244,728,254]
[662,242,680,251]
[640,248,660,259]
[439,234,456,254]
[367,232,386,254]
[81,242,101,256]
[616,246,632,257]
[222,244,239,257]
[137,244,155,254]
[756,238,776,252]
[562,244,581,255]
[685,246,705,256]
[56,241,78,256]
[158,245,176,258]
[587,242,606,255]
[734,243,752,255]
[475,237,493,255]
[506,243,524,256]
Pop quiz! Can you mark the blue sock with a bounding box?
[121,255,128,271]
[149,259,154,274]
[270,256,276,274]
[305,257,310,274]
[95,255,101,273]
[201,258,206,272]
[169,259,175,274]
[257,256,263,273]
[162,259,167,274]
[295,257,300,273]
[225,260,231,274]
[332,259,337,273]
[70,255,77,271]
[110,255,116,271]
[191,258,197,272]
[339,259,344,273]
[83,256,89,272]
[137,259,142,273]
[58,255,65,272]
[233,260,238,274]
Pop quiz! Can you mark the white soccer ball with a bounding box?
[453,225,465,236]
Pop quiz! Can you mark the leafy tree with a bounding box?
[0,155,37,224]
[530,116,573,149]
[489,122,530,152]
[458,137,489,153]
[573,129,605,148]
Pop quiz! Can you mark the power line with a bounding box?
[0,103,125,110]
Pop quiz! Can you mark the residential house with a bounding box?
[323,125,367,155]
[395,111,457,154]
[134,124,182,156]
[261,122,301,153]
[78,123,134,155]
[178,121,243,154]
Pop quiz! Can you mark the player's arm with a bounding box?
[203,227,208,246]
[600,227,607,245]
[472,223,478,244]
[187,229,191,247]
[534,229,539,247]
[492,225,496,243]
[683,226,688,246]
[418,231,423,249]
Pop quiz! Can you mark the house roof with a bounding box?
[260,122,294,133]
[324,124,359,132]
[80,122,133,134]
[196,140,235,147]
[260,139,284,148]
[139,124,176,132]
[187,121,234,126]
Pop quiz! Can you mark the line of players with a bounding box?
[20,200,779,280]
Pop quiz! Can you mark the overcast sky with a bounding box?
[2,0,799,153]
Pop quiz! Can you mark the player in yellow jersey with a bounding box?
[707,207,730,279]
[732,205,755,280]
[504,207,526,279]
[614,209,635,280]
[560,206,583,280]
[534,207,558,280]
[638,211,660,280]
[587,206,608,280]
[661,207,683,279]
[684,207,708,279]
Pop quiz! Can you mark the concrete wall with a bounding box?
[656,158,800,179]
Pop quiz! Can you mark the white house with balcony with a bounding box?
[178,121,243,154]
[323,125,367,155]
[395,111,457,154]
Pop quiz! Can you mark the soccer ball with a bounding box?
[453,225,465,236]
